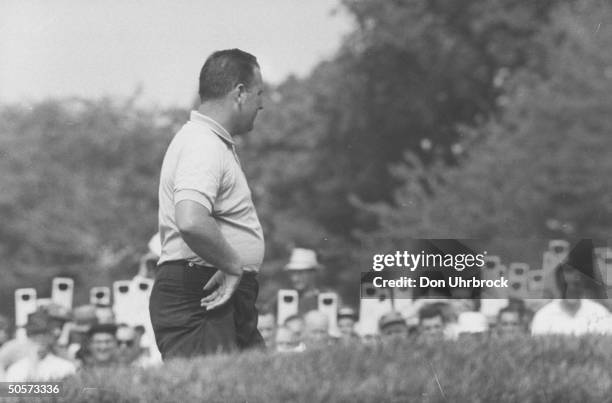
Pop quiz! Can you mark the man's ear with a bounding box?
[234,83,248,104]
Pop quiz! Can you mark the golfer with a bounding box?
[150,49,265,359]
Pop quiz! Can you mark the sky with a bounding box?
[0,0,352,108]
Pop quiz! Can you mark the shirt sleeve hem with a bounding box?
[174,189,214,213]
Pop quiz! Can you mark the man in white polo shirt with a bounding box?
[149,49,265,358]
[531,262,612,335]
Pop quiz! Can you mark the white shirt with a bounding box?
[158,111,264,271]
[5,353,76,382]
[531,299,612,336]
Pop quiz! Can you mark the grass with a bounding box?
[23,336,612,402]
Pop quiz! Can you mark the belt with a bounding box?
[160,259,257,275]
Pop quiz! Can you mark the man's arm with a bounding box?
[175,200,243,309]
[175,199,242,275]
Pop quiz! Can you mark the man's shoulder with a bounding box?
[580,299,611,316]
[5,356,31,381]
[173,122,227,151]
[45,354,76,368]
[532,300,562,319]
[0,339,35,363]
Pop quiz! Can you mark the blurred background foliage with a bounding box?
[1,0,610,314]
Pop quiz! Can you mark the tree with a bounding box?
[365,0,612,263]
[0,97,185,313]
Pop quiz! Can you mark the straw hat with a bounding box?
[457,311,489,334]
[378,311,406,330]
[284,248,323,271]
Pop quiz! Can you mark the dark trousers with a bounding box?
[149,260,264,360]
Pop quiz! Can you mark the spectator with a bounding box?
[283,248,324,314]
[130,325,162,368]
[116,324,144,366]
[139,250,160,279]
[82,324,118,368]
[275,326,304,353]
[5,310,76,382]
[303,310,331,347]
[0,315,10,348]
[134,325,146,347]
[137,233,160,280]
[337,307,360,343]
[284,314,305,340]
[506,298,534,325]
[418,304,446,341]
[401,273,455,325]
[95,307,115,325]
[257,311,276,348]
[496,307,526,337]
[69,305,99,360]
[378,311,408,342]
[0,336,36,381]
[414,271,452,299]
[531,263,612,335]
[38,304,73,361]
[0,304,72,381]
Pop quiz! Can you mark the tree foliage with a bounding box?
[1,0,608,312]
[365,0,612,256]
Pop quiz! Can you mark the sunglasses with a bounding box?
[117,339,135,347]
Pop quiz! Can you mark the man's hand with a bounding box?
[200,270,243,310]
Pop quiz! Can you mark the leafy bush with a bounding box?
[38,336,612,403]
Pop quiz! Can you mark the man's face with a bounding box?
[380,322,408,340]
[304,315,329,346]
[30,333,55,359]
[561,265,585,298]
[90,332,117,364]
[116,327,139,364]
[257,314,276,346]
[48,320,65,340]
[236,67,264,134]
[420,315,445,339]
[285,318,305,339]
[288,270,316,293]
[337,317,356,337]
[275,328,299,353]
[497,311,523,336]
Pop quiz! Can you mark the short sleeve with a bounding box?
[173,134,225,212]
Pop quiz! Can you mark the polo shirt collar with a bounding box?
[190,111,235,145]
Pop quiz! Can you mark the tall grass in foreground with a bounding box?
[34,336,612,402]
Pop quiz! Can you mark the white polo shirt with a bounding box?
[531,299,612,336]
[158,111,264,272]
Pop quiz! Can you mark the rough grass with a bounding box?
[24,336,612,402]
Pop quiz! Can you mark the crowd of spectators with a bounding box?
[1,244,610,381]
[0,302,161,382]
[259,296,612,354]
[257,248,612,353]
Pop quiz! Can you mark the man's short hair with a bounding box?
[418,304,445,324]
[199,49,259,102]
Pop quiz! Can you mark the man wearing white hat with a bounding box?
[284,248,324,314]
